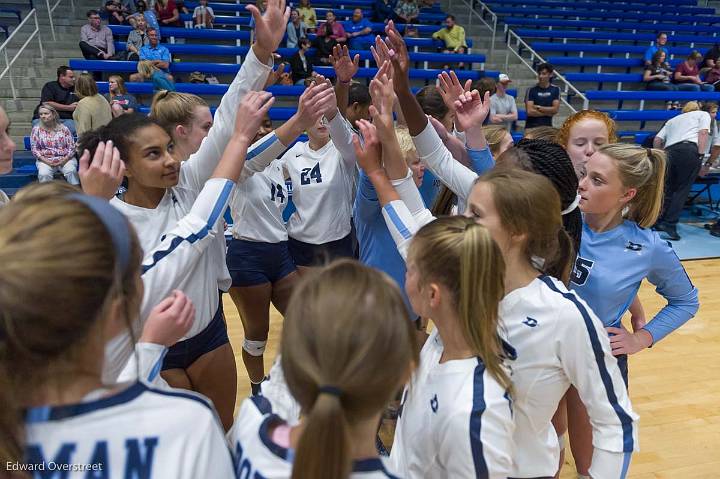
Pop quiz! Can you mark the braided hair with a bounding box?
[498,138,582,253]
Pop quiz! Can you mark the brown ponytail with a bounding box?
[282,260,418,479]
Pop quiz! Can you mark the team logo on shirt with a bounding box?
[522,317,538,328]
[625,241,643,252]
[430,394,439,413]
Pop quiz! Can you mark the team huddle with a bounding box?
[0,0,700,477]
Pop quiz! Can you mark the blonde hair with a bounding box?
[682,101,700,113]
[74,73,99,99]
[0,190,142,466]
[108,75,128,95]
[557,109,618,148]
[37,103,61,127]
[475,168,575,284]
[137,60,158,80]
[395,126,416,161]
[408,216,510,391]
[482,125,510,157]
[282,260,418,479]
[150,91,208,136]
[523,125,559,142]
[596,143,666,228]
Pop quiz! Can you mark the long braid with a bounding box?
[508,139,582,253]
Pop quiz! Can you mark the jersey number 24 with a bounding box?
[300,163,323,185]
[571,257,595,286]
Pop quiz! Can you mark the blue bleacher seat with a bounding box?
[109,24,252,41]
[493,7,720,25]
[485,0,712,15]
[503,18,720,35]
[531,43,701,58]
[178,10,447,24]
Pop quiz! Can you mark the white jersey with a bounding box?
[389,328,514,479]
[104,178,234,382]
[281,111,357,244]
[117,342,170,388]
[230,132,291,243]
[24,382,234,478]
[229,396,402,478]
[500,276,638,478]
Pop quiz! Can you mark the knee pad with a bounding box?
[243,339,267,357]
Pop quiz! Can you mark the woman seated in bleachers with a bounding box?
[137,60,176,92]
[394,0,419,24]
[644,50,678,109]
[73,73,113,138]
[106,75,138,117]
[290,38,316,85]
[313,11,347,64]
[155,0,182,27]
[297,0,317,32]
[30,104,79,185]
[673,51,714,92]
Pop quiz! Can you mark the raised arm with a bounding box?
[180,0,289,190]
[330,44,359,118]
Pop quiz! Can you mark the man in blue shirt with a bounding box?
[346,8,373,49]
[139,28,171,71]
[644,32,669,66]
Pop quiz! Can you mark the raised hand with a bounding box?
[453,90,491,133]
[78,140,126,200]
[369,69,396,143]
[249,0,290,60]
[311,74,338,118]
[331,44,360,83]
[352,119,383,174]
[140,290,195,347]
[235,91,276,142]
[384,20,411,90]
[264,62,287,88]
[438,70,472,112]
[297,80,336,128]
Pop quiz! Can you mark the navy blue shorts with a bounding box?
[288,233,354,267]
[227,239,297,287]
[161,298,229,371]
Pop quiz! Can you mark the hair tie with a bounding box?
[646,147,654,159]
[318,385,343,398]
[561,194,581,216]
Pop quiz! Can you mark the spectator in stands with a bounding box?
[701,43,720,75]
[126,15,149,60]
[314,11,347,63]
[248,0,267,36]
[30,104,79,185]
[133,28,172,77]
[73,73,113,137]
[106,75,138,117]
[347,9,373,49]
[79,10,115,60]
[286,9,307,48]
[297,0,317,31]
[289,38,316,85]
[132,0,161,35]
[394,0,419,24]
[704,61,720,91]
[136,60,176,92]
[674,51,714,92]
[643,32,668,67]
[193,0,215,28]
[32,66,77,134]
[104,0,128,25]
[490,73,518,131]
[432,15,466,63]
[524,62,560,130]
[653,101,711,241]
[372,0,396,23]
[155,0,182,27]
[644,50,678,108]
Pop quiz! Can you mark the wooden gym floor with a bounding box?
[224,259,720,478]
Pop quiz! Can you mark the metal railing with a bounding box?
[505,28,587,114]
[0,8,44,102]
[46,0,75,41]
[450,0,498,59]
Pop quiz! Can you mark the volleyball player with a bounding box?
[229,260,417,478]
[225,82,336,394]
[0,105,15,205]
[567,144,699,478]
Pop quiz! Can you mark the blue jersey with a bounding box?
[570,220,699,343]
[354,169,415,317]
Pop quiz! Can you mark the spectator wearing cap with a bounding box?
[643,32,669,67]
[524,62,560,130]
[79,10,115,60]
[490,74,518,131]
[673,51,715,92]
[432,15,466,62]
[346,9,373,49]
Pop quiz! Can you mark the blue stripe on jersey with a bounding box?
[353,458,400,478]
[147,348,168,383]
[142,179,234,274]
[250,395,273,415]
[25,383,147,423]
[382,204,412,240]
[539,276,635,452]
[620,451,632,478]
[469,358,489,478]
[246,134,281,163]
